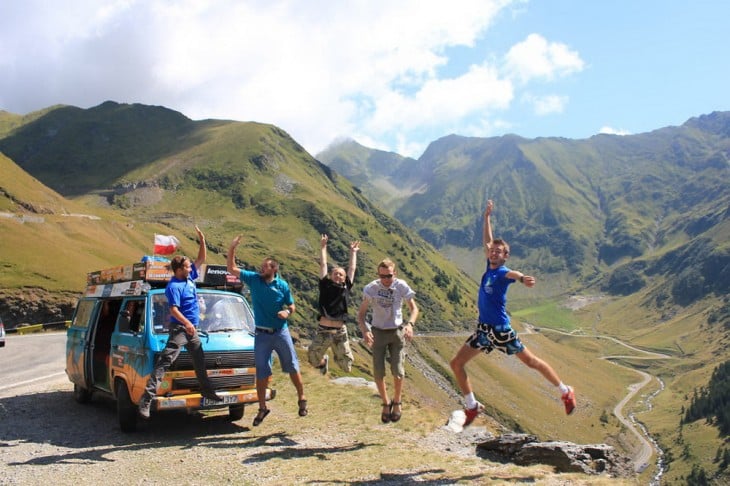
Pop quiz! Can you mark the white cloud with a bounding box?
[504,33,584,84]
[460,117,514,138]
[599,126,631,136]
[366,65,513,134]
[0,0,587,157]
[524,94,568,115]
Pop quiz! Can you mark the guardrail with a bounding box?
[7,320,71,334]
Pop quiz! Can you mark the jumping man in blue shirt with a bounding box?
[449,200,576,427]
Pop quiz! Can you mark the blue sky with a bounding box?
[1,0,728,158]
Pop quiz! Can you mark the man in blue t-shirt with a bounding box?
[449,200,577,427]
[138,226,221,419]
[227,235,306,427]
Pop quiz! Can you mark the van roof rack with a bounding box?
[84,261,241,297]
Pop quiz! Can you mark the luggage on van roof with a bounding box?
[84,260,241,298]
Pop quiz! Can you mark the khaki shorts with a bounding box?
[371,326,405,380]
[307,325,354,372]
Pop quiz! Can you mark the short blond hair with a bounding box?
[378,258,396,272]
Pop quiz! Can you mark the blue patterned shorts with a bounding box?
[466,322,524,355]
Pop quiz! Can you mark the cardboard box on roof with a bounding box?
[85,261,239,288]
[87,261,167,285]
[144,260,173,282]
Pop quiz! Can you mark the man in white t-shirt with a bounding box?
[357,258,419,424]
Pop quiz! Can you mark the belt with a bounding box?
[255,327,276,334]
[318,325,344,333]
[372,325,403,331]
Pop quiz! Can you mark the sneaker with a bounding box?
[562,387,576,415]
[138,402,151,420]
[320,355,329,375]
[463,401,484,427]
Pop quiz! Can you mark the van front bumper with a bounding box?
[153,387,275,412]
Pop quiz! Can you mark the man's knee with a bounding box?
[450,355,465,372]
[520,352,543,369]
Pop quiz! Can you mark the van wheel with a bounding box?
[116,381,137,433]
[229,404,245,421]
[73,384,92,404]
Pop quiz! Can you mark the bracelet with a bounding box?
[407,321,414,326]
[520,276,524,283]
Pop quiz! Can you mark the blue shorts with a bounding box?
[466,322,525,355]
[254,326,300,380]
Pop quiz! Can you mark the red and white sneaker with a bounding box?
[463,401,484,427]
[562,387,576,415]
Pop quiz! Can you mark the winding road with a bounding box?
[531,324,672,473]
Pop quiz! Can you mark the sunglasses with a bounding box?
[378,273,394,279]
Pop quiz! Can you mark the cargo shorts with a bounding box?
[307,325,354,372]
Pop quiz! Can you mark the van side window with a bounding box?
[152,294,171,333]
[72,300,96,329]
[118,299,145,334]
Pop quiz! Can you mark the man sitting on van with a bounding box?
[138,226,222,419]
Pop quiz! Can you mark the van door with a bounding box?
[66,298,98,388]
[110,297,147,401]
[89,299,121,391]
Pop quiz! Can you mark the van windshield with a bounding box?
[151,292,255,334]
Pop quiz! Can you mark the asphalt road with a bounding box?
[0,331,67,397]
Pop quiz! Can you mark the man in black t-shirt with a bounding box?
[307,234,359,374]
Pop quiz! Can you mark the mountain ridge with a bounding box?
[0,102,477,333]
[1,101,728,482]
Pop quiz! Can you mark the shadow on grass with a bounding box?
[243,440,373,463]
[308,469,488,485]
[0,388,293,467]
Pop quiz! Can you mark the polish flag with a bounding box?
[154,234,180,255]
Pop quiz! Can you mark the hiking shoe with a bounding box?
[320,355,329,375]
[562,387,576,415]
[463,402,484,427]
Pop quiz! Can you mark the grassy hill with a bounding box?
[0,102,477,333]
[318,115,730,484]
[2,102,728,483]
[316,139,421,213]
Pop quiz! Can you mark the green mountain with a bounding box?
[318,115,730,483]
[0,102,476,332]
[319,114,730,304]
[3,101,729,482]
[316,139,421,212]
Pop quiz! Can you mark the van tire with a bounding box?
[228,404,245,421]
[116,381,137,433]
[73,384,92,404]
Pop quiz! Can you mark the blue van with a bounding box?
[66,261,274,432]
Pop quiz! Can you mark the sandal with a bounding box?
[252,407,270,426]
[390,401,402,422]
[298,399,308,417]
[381,401,392,423]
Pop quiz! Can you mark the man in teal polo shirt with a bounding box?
[227,235,307,426]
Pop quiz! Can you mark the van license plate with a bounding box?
[202,395,237,406]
